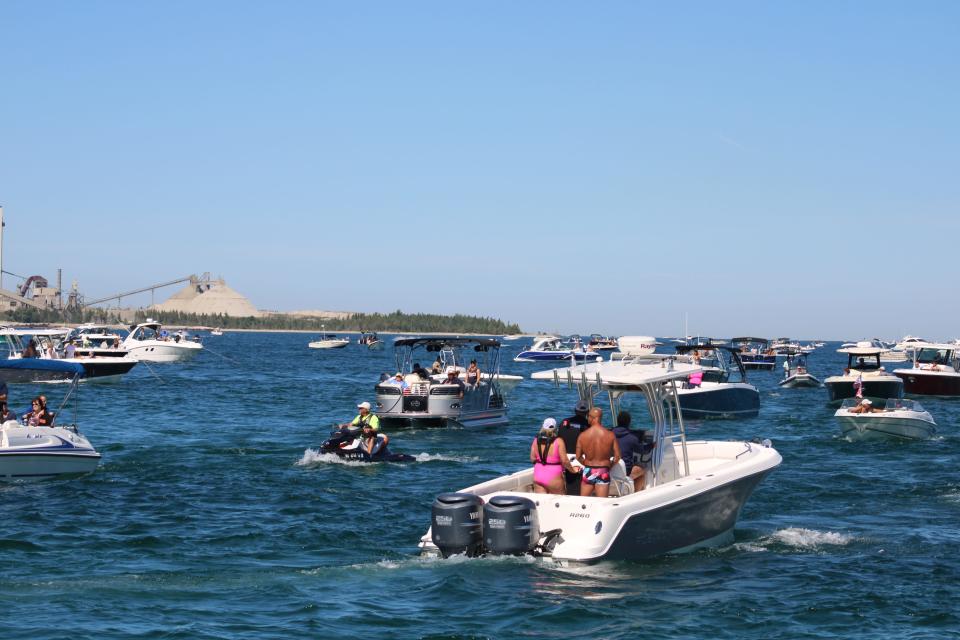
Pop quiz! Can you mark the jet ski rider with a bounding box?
[346,401,380,432]
[360,421,390,456]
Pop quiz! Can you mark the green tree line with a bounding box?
[1,307,522,334]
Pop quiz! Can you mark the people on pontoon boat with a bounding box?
[466,360,481,387]
[575,408,621,498]
[529,418,581,495]
[444,369,465,397]
[385,372,409,390]
[431,357,443,374]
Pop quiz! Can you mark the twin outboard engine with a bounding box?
[431,493,540,558]
[431,493,484,558]
[483,495,539,556]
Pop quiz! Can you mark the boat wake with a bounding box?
[295,449,478,467]
[735,527,856,552]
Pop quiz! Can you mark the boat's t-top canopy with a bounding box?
[0,327,70,337]
[837,346,885,356]
[674,343,748,380]
[730,336,768,345]
[393,336,502,350]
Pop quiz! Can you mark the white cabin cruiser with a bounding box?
[834,398,936,441]
[419,358,781,562]
[121,320,203,362]
[824,343,904,405]
[376,337,512,428]
[308,328,350,349]
[68,324,130,358]
[0,376,101,480]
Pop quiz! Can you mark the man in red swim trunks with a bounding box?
[575,407,621,498]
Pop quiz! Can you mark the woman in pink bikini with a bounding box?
[529,418,581,494]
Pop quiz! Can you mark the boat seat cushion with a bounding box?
[610,460,633,497]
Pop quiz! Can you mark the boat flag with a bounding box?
[854,374,863,398]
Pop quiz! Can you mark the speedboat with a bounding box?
[308,329,350,349]
[68,324,130,358]
[729,337,776,370]
[834,398,936,441]
[318,426,414,462]
[587,334,619,351]
[376,336,511,428]
[779,352,820,388]
[0,328,138,382]
[358,332,384,350]
[824,343,903,405]
[893,343,960,396]
[0,376,101,480]
[121,320,203,362]
[515,336,600,363]
[210,328,224,336]
[419,357,781,562]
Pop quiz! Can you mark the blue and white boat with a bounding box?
[514,336,600,363]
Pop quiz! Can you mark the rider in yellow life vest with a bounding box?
[350,401,380,431]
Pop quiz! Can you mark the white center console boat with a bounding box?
[419,357,781,562]
[824,343,904,405]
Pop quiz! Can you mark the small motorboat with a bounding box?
[319,426,414,462]
[824,343,904,405]
[587,334,619,351]
[358,332,384,350]
[0,376,101,480]
[834,398,936,441]
[308,326,350,349]
[779,353,820,388]
[893,343,960,396]
[210,328,224,336]
[515,336,600,363]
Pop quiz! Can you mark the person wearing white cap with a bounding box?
[849,398,881,414]
[348,401,381,431]
[529,417,581,495]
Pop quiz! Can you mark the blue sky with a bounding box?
[1,2,957,339]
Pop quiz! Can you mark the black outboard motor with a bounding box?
[483,495,539,556]
[431,493,484,558]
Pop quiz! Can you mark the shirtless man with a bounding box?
[575,407,621,498]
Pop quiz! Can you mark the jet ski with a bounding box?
[319,427,415,462]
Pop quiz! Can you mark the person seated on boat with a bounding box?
[466,360,481,387]
[0,400,17,424]
[848,398,883,414]
[431,357,443,375]
[612,411,653,492]
[23,396,54,427]
[530,418,581,495]
[360,420,390,457]
[559,401,590,495]
[386,372,409,390]
[345,401,381,432]
[575,408,622,498]
[444,369,465,397]
[686,370,703,388]
[692,349,701,364]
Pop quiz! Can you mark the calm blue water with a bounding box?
[1,334,958,639]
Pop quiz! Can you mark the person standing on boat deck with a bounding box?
[530,418,581,494]
[613,411,653,492]
[348,401,381,431]
[576,407,621,498]
[559,401,590,495]
[466,360,481,387]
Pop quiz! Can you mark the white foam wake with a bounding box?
[413,453,479,463]
[735,527,855,553]
[295,449,374,467]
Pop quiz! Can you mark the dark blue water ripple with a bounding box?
[0,333,957,638]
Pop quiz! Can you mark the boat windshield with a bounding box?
[915,348,952,365]
[884,398,923,412]
[848,354,881,371]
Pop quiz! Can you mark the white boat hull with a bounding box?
[835,412,937,441]
[308,340,350,349]
[124,342,202,362]
[0,425,101,480]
